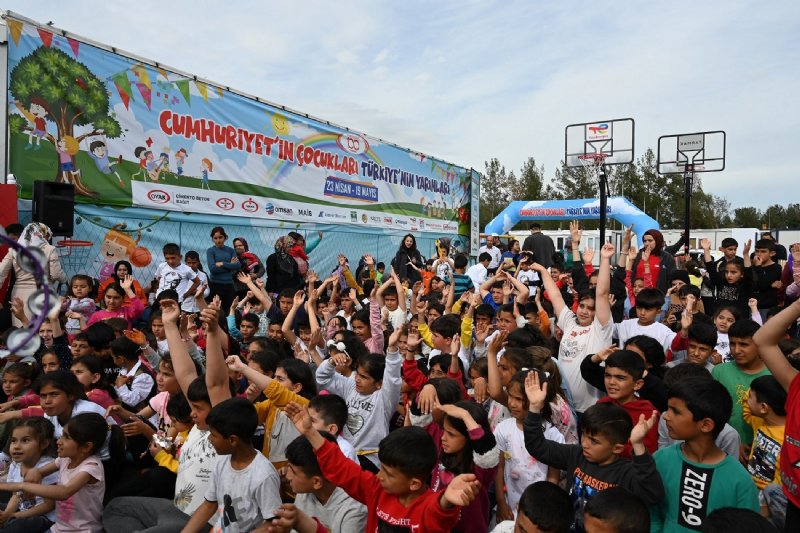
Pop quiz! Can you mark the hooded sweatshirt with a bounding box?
[597,396,660,457]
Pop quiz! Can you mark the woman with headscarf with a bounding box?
[391,233,423,284]
[96,260,147,307]
[286,231,310,277]
[0,222,67,326]
[629,229,677,294]
[265,236,303,296]
[232,237,265,299]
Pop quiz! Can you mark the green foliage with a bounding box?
[479,158,511,228]
[8,114,26,134]
[9,46,121,136]
[734,207,762,228]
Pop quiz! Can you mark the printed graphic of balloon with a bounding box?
[271,114,290,136]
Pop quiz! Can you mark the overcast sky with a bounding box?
[4,0,798,212]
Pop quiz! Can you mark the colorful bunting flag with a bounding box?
[67,37,80,57]
[215,86,224,98]
[195,81,208,101]
[37,28,53,48]
[131,65,152,90]
[176,79,191,106]
[135,81,152,110]
[112,72,134,109]
[7,20,23,46]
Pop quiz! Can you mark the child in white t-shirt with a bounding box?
[155,243,199,310]
[180,397,282,532]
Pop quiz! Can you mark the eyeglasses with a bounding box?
[326,339,349,357]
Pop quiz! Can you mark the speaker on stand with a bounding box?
[32,180,75,237]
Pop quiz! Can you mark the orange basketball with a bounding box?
[130,246,152,268]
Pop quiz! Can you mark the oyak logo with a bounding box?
[147,190,170,204]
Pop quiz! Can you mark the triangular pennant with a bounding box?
[176,79,191,106]
[135,81,152,110]
[195,81,208,101]
[113,81,130,109]
[112,72,135,108]
[37,28,53,48]
[67,37,80,57]
[156,67,169,80]
[7,20,23,46]
[215,86,224,98]
[131,65,152,90]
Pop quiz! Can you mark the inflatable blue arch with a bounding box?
[484,197,659,238]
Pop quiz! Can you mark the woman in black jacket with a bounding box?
[391,233,423,284]
[628,229,676,294]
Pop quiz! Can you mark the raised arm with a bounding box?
[161,299,198,396]
[742,239,752,268]
[506,270,530,304]
[595,243,614,326]
[282,290,305,346]
[239,273,272,312]
[533,262,566,317]
[753,299,800,391]
[202,298,231,405]
[486,331,509,403]
[570,220,582,264]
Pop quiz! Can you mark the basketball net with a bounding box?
[577,153,608,182]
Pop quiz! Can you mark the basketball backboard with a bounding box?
[565,118,635,167]
[657,130,726,174]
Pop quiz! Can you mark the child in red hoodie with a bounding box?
[285,402,481,533]
[581,349,660,456]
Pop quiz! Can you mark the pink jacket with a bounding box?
[87,297,144,328]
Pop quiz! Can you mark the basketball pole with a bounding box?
[683,169,693,257]
[599,163,609,246]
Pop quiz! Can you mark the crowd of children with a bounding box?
[0,221,798,532]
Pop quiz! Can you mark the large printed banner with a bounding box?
[6,15,473,235]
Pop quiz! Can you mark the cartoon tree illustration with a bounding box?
[9,46,122,197]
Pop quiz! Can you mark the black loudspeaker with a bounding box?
[32,180,75,236]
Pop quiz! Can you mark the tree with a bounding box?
[551,161,597,200]
[734,207,762,228]
[9,46,122,197]
[479,158,512,228]
[509,157,545,201]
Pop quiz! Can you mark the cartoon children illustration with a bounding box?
[201,158,212,190]
[85,133,124,187]
[14,97,50,150]
[56,136,82,184]
[97,226,152,280]
[147,152,167,182]
[132,147,152,181]
[175,148,188,176]
[159,152,170,175]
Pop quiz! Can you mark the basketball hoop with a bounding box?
[55,240,93,269]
